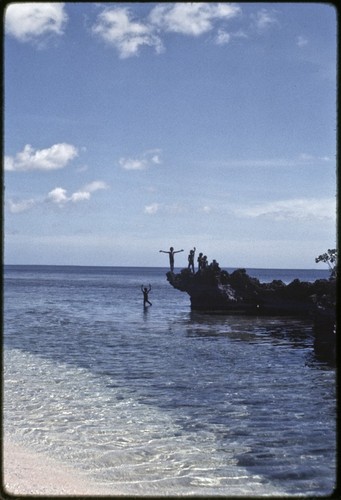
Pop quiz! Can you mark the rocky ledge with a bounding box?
[166,267,336,317]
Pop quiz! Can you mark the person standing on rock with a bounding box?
[188,247,196,273]
[159,247,184,272]
[197,252,203,272]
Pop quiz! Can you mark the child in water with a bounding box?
[141,284,152,307]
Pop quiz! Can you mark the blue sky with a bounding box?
[4,2,337,268]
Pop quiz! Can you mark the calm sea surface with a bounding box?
[3,265,336,496]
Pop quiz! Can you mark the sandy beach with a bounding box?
[2,439,114,496]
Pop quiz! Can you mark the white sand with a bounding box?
[2,439,114,496]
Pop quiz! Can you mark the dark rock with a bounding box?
[166,267,336,317]
[313,304,336,366]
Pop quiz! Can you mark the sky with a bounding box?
[3,2,337,268]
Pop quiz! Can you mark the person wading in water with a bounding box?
[141,284,152,307]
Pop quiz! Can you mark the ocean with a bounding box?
[3,265,336,496]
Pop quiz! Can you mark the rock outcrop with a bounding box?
[166,267,336,316]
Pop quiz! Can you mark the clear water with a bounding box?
[3,266,336,496]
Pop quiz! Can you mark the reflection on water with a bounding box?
[187,311,335,368]
[187,312,312,346]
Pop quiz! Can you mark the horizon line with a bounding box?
[3,264,328,271]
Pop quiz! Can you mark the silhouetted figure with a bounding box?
[197,252,203,271]
[188,247,196,273]
[210,259,221,272]
[202,255,208,269]
[141,284,152,307]
[159,247,184,272]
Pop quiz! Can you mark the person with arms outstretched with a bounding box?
[141,284,152,307]
[159,247,184,272]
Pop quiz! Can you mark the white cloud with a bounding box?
[92,7,163,58]
[8,179,109,215]
[76,165,89,173]
[215,29,231,45]
[166,203,186,214]
[5,143,78,172]
[92,3,241,57]
[68,181,109,202]
[298,153,332,163]
[70,191,91,202]
[149,3,240,36]
[47,187,68,204]
[150,154,161,165]
[119,157,147,171]
[144,203,160,215]
[297,35,308,48]
[251,8,279,33]
[46,180,108,206]
[119,149,162,171]
[82,180,109,192]
[143,202,187,215]
[8,198,36,214]
[5,3,68,43]
[234,198,336,221]
[209,153,334,170]
[298,153,315,162]
[90,3,285,59]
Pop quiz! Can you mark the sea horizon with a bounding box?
[3,263,330,271]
